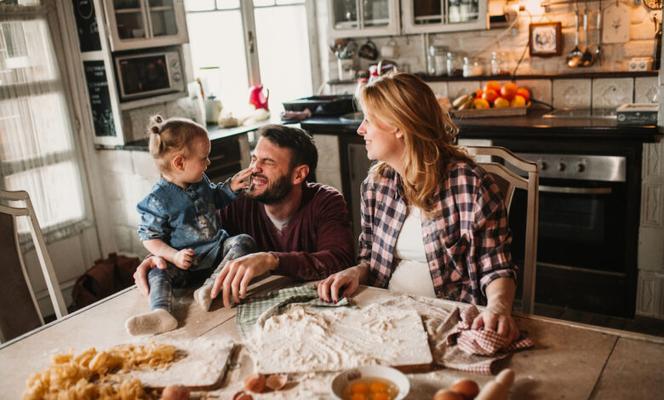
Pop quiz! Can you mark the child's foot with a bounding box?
[194,284,213,311]
[125,309,177,336]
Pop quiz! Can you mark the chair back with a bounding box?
[0,190,67,343]
[465,146,539,314]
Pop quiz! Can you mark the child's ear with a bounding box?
[171,154,185,171]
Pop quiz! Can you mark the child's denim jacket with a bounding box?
[137,174,237,271]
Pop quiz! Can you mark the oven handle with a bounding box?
[539,185,612,195]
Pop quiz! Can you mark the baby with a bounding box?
[126,115,255,336]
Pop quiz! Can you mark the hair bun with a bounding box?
[149,114,164,135]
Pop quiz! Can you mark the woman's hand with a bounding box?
[173,248,194,270]
[229,167,253,192]
[471,308,520,341]
[475,277,520,341]
[317,264,369,303]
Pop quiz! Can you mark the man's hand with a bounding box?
[211,252,278,308]
[229,167,253,192]
[173,248,194,270]
[317,264,366,304]
[133,256,167,296]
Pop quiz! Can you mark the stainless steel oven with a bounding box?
[494,140,641,318]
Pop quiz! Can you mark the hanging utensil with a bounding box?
[567,0,583,68]
[594,0,602,64]
[581,2,594,67]
[643,0,663,69]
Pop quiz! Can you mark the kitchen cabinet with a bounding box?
[401,0,488,34]
[206,131,251,184]
[327,0,400,38]
[103,0,188,51]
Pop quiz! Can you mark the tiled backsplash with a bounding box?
[330,76,658,110]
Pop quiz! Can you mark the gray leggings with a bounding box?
[148,234,256,312]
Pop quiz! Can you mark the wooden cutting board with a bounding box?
[247,304,433,374]
[125,339,235,390]
[602,3,630,44]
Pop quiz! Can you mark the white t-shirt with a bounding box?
[388,206,436,298]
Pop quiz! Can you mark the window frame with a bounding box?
[184,0,321,99]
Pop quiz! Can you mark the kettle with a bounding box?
[249,84,270,110]
[205,96,223,124]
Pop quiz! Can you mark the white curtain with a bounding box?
[0,1,89,239]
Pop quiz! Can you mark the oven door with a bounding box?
[509,178,631,315]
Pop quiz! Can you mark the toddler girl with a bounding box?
[126,115,255,336]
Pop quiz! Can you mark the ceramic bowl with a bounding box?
[330,365,410,400]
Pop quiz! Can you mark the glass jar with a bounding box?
[448,0,461,23]
[463,57,483,77]
[489,52,502,76]
[446,52,462,77]
[428,45,447,76]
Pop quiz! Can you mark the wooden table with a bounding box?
[2,276,663,399]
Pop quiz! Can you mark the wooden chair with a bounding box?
[465,146,539,315]
[0,190,67,343]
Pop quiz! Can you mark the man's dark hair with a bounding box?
[257,124,318,172]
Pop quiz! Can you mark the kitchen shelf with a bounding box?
[115,8,141,13]
[327,70,657,85]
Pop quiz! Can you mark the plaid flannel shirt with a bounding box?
[358,160,516,305]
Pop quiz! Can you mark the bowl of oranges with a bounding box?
[450,81,531,118]
[331,365,410,400]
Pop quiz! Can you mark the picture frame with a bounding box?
[529,22,562,57]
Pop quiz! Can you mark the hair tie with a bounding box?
[150,125,160,134]
[154,115,163,123]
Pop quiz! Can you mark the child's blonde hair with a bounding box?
[147,115,208,172]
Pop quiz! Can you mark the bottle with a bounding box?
[490,52,501,76]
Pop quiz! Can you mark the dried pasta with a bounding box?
[23,343,179,400]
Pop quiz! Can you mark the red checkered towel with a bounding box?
[448,305,535,357]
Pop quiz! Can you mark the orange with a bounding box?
[482,88,498,103]
[474,88,483,99]
[516,87,531,102]
[494,97,510,108]
[500,82,518,100]
[484,80,501,92]
[473,98,490,109]
[510,94,527,108]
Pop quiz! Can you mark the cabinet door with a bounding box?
[105,0,189,51]
[402,0,487,34]
[328,0,399,38]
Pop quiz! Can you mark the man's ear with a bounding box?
[395,128,403,139]
[171,154,185,171]
[291,164,310,185]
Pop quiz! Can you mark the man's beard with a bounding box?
[247,173,293,204]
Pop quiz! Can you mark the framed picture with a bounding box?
[529,22,562,57]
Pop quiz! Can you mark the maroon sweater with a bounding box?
[219,182,355,280]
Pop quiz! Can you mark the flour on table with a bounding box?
[246,303,432,374]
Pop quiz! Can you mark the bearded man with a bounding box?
[134,125,355,308]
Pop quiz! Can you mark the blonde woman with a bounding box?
[317,73,519,340]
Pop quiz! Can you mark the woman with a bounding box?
[317,73,519,340]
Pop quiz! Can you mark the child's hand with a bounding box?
[229,167,253,192]
[173,248,195,270]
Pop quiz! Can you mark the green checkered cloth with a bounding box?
[236,283,350,339]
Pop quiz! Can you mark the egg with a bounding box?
[160,385,190,400]
[432,389,464,400]
[449,379,480,400]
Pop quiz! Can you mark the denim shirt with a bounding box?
[137,174,237,271]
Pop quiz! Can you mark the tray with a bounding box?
[282,95,356,117]
[450,106,528,119]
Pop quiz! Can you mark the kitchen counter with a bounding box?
[300,109,663,143]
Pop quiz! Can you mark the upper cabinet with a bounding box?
[401,0,487,34]
[103,0,188,51]
[328,0,400,38]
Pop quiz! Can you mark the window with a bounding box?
[0,1,89,237]
[184,0,314,115]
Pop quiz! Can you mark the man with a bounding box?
[134,124,355,308]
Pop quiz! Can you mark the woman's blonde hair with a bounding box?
[360,72,469,211]
[147,115,208,172]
